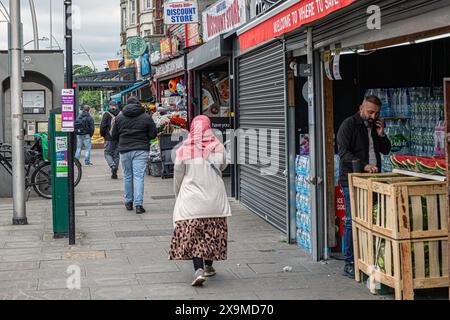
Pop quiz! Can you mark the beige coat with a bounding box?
[173,152,231,224]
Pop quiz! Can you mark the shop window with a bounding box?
[201,71,230,118]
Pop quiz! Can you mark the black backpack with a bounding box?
[74,114,90,134]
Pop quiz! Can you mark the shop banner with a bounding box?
[203,0,247,42]
[154,56,184,78]
[61,89,74,132]
[239,0,355,51]
[164,1,198,25]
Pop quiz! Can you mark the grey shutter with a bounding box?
[237,41,287,233]
[311,0,449,49]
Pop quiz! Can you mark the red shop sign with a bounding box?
[238,0,355,51]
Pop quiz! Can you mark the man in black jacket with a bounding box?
[100,100,120,179]
[111,97,157,214]
[75,105,95,165]
[337,95,391,278]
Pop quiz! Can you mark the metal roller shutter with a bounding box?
[311,0,449,49]
[237,41,288,233]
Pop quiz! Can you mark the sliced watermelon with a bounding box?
[405,156,417,170]
[435,158,447,171]
[391,155,409,169]
[415,157,437,174]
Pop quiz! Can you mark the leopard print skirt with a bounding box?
[169,217,228,261]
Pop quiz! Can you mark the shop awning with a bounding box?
[111,80,149,100]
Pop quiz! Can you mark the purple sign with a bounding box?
[61,89,75,132]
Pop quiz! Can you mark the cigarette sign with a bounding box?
[164,1,198,25]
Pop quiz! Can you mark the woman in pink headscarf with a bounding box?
[169,115,231,286]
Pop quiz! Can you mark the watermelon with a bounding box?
[390,155,409,169]
[405,156,417,171]
[436,159,447,171]
[415,157,437,174]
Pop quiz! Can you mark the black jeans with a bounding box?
[193,257,213,271]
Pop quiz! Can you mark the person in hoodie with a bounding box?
[74,105,95,165]
[100,100,121,179]
[111,96,157,214]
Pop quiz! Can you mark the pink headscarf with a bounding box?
[176,115,224,161]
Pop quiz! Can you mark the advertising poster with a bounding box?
[55,136,68,178]
[201,71,230,118]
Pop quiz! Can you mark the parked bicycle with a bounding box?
[0,138,82,199]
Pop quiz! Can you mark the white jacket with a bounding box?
[173,152,232,225]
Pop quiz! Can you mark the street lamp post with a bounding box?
[24,37,49,48]
[65,0,76,246]
[9,0,27,225]
[74,45,97,72]
[28,0,39,50]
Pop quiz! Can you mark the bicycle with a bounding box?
[0,138,82,199]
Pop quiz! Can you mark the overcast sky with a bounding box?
[0,0,121,71]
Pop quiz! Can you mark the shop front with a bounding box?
[187,34,234,195]
[304,0,450,299]
[235,0,356,256]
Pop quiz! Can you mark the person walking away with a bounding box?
[111,97,157,214]
[100,100,120,179]
[169,115,231,286]
[75,105,95,165]
[337,95,391,278]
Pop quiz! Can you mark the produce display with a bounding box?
[390,154,447,176]
[365,87,445,173]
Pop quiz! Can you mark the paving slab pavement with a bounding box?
[0,149,443,300]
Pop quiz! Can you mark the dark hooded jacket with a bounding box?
[337,113,391,187]
[75,111,95,136]
[100,108,120,141]
[111,102,157,153]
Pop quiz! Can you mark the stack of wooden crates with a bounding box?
[349,173,448,300]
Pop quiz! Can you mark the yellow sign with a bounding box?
[55,114,62,132]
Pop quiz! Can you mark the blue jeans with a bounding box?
[342,186,354,265]
[120,150,149,206]
[75,134,92,164]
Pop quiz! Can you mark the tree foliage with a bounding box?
[72,65,102,111]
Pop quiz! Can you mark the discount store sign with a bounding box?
[164,1,198,24]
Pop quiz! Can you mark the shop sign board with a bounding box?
[164,1,198,25]
[154,56,184,78]
[127,36,147,59]
[238,0,355,51]
[203,0,247,42]
[61,89,74,132]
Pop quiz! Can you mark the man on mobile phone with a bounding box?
[336,95,391,278]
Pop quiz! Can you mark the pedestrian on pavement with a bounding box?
[337,95,391,278]
[169,115,231,287]
[100,100,121,179]
[111,96,157,214]
[75,105,95,165]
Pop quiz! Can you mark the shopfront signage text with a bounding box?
[155,56,184,78]
[239,0,355,51]
[164,1,198,24]
[203,0,247,42]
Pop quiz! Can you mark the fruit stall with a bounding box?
[347,79,450,300]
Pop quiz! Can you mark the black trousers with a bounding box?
[193,257,213,270]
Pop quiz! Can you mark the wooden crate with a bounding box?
[349,173,448,240]
[353,222,448,300]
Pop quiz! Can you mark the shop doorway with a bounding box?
[323,36,449,298]
[196,62,233,197]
